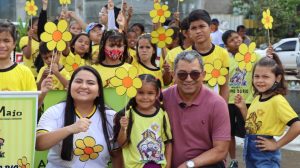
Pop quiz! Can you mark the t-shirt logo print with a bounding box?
[137,124,164,163]
[73,136,103,162]
[245,112,262,134]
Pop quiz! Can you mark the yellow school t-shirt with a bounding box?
[92,44,100,64]
[37,66,70,90]
[92,62,132,88]
[246,95,299,136]
[132,61,164,86]
[122,108,172,168]
[128,48,137,64]
[0,63,37,91]
[19,36,40,77]
[165,46,184,71]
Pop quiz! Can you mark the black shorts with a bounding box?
[228,104,250,138]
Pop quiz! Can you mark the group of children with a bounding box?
[1,0,300,167]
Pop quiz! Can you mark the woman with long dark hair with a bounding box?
[36,66,122,168]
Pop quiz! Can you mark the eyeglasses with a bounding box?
[177,71,202,81]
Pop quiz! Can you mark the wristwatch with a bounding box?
[186,160,195,168]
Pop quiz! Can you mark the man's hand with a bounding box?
[42,0,48,10]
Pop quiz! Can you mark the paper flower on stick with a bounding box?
[151,27,174,48]
[40,20,72,51]
[150,3,171,23]
[59,0,71,5]
[261,9,273,29]
[64,54,84,73]
[235,42,257,72]
[204,59,228,86]
[110,67,142,98]
[74,136,103,162]
[17,156,30,168]
[25,0,38,16]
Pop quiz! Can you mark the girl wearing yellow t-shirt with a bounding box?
[19,17,40,77]
[115,74,172,168]
[132,34,164,86]
[92,30,132,87]
[235,53,300,168]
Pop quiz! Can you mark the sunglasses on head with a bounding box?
[177,71,202,81]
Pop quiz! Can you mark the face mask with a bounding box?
[104,49,123,60]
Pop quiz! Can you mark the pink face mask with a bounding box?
[104,49,123,60]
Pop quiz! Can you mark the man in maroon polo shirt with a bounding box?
[163,50,230,168]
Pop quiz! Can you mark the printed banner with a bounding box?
[0,91,39,168]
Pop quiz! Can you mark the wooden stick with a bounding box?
[49,50,56,75]
[267,29,271,45]
[177,0,180,12]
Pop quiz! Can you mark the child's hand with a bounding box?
[42,0,48,10]
[234,94,246,110]
[107,0,114,10]
[51,63,59,75]
[127,6,133,18]
[163,61,171,73]
[117,12,126,28]
[266,44,274,58]
[67,11,77,19]
[173,12,180,21]
[41,68,51,79]
[28,28,34,38]
[68,118,92,134]
[120,116,128,131]
[40,75,53,93]
[255,136,279,151]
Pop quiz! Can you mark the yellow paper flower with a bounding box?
[235,42,257,72]
[261,9,273,29]
[110,67,142,98]
[40,20,72,51]
[24,0,38,16]
[151,27,174,48]
[204,59,228,86]
[17,156,30,168]
[64,54,84,73]
[74,136,103,162]
[149,3,171,23]
[59,0,71,5]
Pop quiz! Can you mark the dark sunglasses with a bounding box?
[177,71,202,81]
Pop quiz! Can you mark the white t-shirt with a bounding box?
[37,102,116,168]
[211,29,224,47]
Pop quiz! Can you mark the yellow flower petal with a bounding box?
[44,22,57,34]
[133,78,142,89]
[110,77,123,87]
[151,31,159,38]
[22,157,27,164]
[17,159,22,166]
[238,61,246,70]
[47,41,57,51]
[64,64,73,72]
[26,164,30,168]
[56,40,66,51]
[161,5,168,11]
[248,42,256,53]
[204,63,214,73]
[57,20,68,32]
[159,17,166,23]
[115,67,128,79]
[116,86,127,96]
[150,10,157,17]
[74,148,84,155]
[217,76,226,85]
[208,78,217,87]
[266,9,270,15]
[62,31,72,42]
[75,139,85,149]
[220,68,228,75]
[164,11,171,18]
[83,136,96,147]
[157,27,165,34]
[154,3,161,10]
[251,53,257,62]
[127,87,137,98]
[90,153,99,160]
[165,37,172,44]
[239,43,248,55]
[128,67,138,78]
[93,145,103,153]
[79,154,90,162]
[204,73,212,81]
[152,16,160,23]
[213,60,222,70]
[235,53,244,62]
[74,55,82,64]
[165,29,174,36]
[151,37,159,44]
[245,63,252,72]
[157,41,166,48]
[40,32,52,42]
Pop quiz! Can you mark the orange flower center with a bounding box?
[158,34,166,41]
[29,5,34,11]
[84,147,94,155]
[244,52,251,63]
[72,63,79,70]
[266,16,270,24]
[52,31,63,42]
[157,9,164,16]
[123,77,133,88]
[211,69,220,78]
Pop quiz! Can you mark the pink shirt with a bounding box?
[163,85,231,167]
